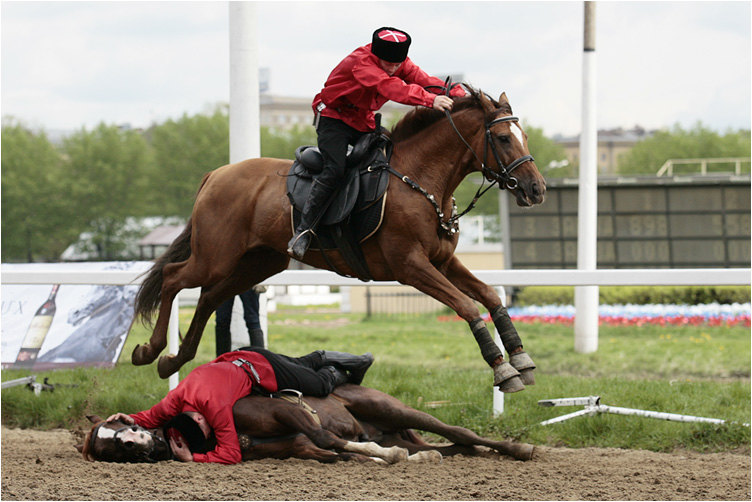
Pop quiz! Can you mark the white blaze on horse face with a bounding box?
[117,428,152,446]
[511,123,525,148]
[97,427,117,439]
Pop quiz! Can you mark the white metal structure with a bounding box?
[576,1,599,354]
[656,158,751,177]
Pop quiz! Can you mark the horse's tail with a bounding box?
[134,172,213,326]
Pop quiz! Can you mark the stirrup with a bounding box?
[287,229,314,259]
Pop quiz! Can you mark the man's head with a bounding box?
[163,412,212,454]
[371,27,411,65]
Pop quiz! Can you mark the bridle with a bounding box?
[387,80,534,236]
[89,422,169,463]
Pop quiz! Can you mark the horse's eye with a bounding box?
[497,135,511,143]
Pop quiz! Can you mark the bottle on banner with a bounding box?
[15,284,60,366]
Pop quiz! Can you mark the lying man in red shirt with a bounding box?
[287,26,467,259]
[106,348,372,464]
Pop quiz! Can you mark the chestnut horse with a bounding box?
[131,87,546,391]
[78,384,534,463]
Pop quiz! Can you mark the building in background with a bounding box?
[554,126,655,174]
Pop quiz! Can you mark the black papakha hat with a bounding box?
[163,413,210,454]
[371,27,411,63]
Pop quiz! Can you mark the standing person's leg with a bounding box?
[214,297,235,357]
[238,289,264,347]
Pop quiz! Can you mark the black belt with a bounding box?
[232,358,261,384]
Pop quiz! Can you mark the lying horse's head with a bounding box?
[77,415,172,463]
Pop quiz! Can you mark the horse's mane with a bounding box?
[390,86,510,143]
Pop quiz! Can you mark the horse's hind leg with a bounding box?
[156,249,289,378]
[132,260,202,365]
[336,386,534,461]
[443,255,536,385]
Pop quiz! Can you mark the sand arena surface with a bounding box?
[1,426,749,500]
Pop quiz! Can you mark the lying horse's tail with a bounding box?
[134,172,212,326]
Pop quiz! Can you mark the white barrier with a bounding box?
[3,266,750,402]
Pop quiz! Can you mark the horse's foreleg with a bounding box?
[396,253,524,392]
[443,256,536,385]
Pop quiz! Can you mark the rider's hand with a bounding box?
[170,436,194,462]
[105,413,134,425]
[432,95,453,112]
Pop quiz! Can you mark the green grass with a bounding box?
[2,308,749,454]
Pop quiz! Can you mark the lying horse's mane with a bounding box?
[390,86,508,143]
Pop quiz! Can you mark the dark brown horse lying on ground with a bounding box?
[78,384,534,464]
[131,87,546,392]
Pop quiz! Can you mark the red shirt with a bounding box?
[313,43,466,132]
[129,350,277,465]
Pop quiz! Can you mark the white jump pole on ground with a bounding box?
[228,1,263,351]
[574,1,599,354]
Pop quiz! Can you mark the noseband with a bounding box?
[89,422,169,463]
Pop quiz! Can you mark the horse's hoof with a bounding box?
[131,344,155,366]
[509,351,536,385]
[510,443,535,461]
[408,450,443,463]
[493,361,525,392]
[157,354,179,379]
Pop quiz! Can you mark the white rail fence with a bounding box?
[3,267,750,411]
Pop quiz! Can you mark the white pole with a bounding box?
[168,296,180,390]
[574,1,599,353]
[228,1,261,350]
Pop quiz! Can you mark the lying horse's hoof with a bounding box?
[383,445,409,464]
[408,450,443,463]
[493,361,525,393]
[157,354,179,379]
[132,344,157,366]
[509,351,536,386]
[507,442,535,461]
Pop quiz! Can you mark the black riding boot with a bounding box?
[320,350,374,385]
[321,365,349,393]
[287,179,336,260]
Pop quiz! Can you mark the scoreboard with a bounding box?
[508,175,750,269]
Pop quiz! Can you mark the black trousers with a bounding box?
[239,348,334,397]
[315,116,369,187]
[215,289,261,356]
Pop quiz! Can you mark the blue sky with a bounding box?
[1,1,750,136]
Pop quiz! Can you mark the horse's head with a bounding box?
[76,415,172,463]
[477,91,546,207]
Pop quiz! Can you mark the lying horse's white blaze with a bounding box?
[342,441,408,463]
[98,425,153,448]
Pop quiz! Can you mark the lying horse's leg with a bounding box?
[443,255,536,385]
[157,249,289,378]
[395,252,524,392]
[234,397,408,464]
[335,386,534,461]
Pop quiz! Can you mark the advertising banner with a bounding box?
[1,261,150,369]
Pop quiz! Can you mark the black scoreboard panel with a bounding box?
[508,175,750,269]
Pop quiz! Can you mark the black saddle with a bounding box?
[286,132,392,280]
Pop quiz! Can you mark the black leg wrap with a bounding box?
[470,318,503,367]
[490,305,522,352]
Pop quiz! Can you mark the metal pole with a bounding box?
[228,1,261,350]
[575,1,599,353]
[168,296,180,390]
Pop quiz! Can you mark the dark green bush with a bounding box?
[514,286,750,306]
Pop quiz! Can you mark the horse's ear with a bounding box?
[478,91,496,115]
[87,415,102,423]
[498,92,513,114]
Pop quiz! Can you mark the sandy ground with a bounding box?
[1,426,749,501]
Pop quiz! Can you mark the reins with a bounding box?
[387,80,534,237]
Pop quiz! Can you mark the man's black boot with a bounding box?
[321,351,374,385]
[321,365,349,391]
[287,179,336,260]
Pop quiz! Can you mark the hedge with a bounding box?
[513,286,750,306]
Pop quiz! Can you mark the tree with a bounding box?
[61,123,154,260]
[260,125,317,159]
[1,121,79,261]
[617,123,751,175]
[147,106,230,217]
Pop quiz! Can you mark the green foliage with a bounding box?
[1,120,81,262]
[260,125,317,159]
[146,105,230,217]
[617,123,751,175]
[515,286,751,306]
[1,310,748,454]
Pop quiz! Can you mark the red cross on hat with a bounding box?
[377,29,408,43]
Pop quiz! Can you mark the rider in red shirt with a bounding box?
[287,27,466,259]
[106,348,373,464]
